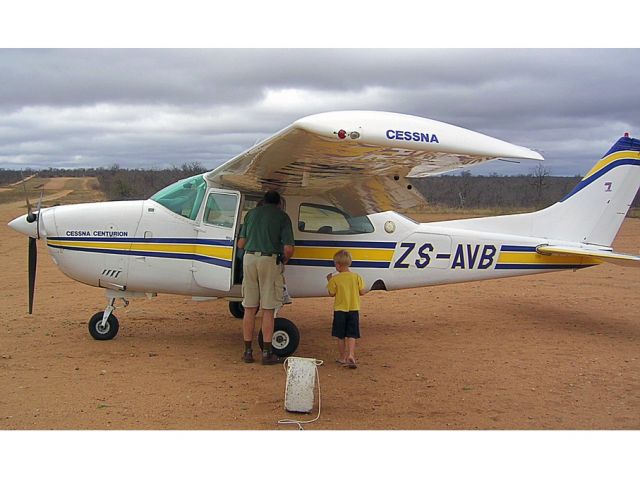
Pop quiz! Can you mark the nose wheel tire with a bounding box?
[88,311,119,340]
[258,317,299,357]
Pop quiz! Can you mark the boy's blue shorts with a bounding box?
[332,311,360,339]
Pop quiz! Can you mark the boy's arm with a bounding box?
[326,276,337,297]
[358,274,366,295]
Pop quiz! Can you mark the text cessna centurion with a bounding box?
[8,111,640,356]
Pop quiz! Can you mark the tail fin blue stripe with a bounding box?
[603,136,640,156]
[560,157,640,202]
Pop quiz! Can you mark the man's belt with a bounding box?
[245,251,274,256]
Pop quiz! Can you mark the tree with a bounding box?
[457,171,473,209]
[529,163,550,207]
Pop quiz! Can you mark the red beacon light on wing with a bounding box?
[335,129,360,140]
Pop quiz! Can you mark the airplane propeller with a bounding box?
[20,174,43,314]
[28,236,37,314]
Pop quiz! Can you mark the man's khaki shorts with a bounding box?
[241,253,284,310]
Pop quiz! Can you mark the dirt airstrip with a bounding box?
[1,179,639,429]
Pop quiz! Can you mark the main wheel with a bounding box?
[228,301,244,319]
[88,311,119,340]
[258,317,300,357]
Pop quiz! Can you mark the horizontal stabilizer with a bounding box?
[536,245,640,268]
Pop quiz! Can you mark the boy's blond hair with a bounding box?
[333,249,352,267]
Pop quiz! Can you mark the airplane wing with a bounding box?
[536,245,640,268]
[205,111,543,214]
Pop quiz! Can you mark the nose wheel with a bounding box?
[88,311,119,340]
[88,294,129,340]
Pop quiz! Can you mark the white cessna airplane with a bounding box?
[8,111,640,356]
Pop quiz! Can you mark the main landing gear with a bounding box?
[228,301,245,319]
[259,317,300,357]
[229,301,300,357]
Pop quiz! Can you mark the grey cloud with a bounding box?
[0,49,639,175]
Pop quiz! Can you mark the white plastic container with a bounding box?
[284,357,318,413]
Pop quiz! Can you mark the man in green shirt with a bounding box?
[237,191,295,365]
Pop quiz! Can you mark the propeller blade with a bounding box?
[20,171,36,223]
[28,237,37,314]
[35,190,44,239]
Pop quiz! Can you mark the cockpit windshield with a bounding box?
[150,174,207,220]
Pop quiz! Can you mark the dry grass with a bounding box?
[0,177,104,207]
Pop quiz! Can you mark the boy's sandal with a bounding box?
[346,359,358,369]
[335,359,347,364]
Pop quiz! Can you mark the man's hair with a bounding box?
[333,249,352,267]
[263,190,281,205]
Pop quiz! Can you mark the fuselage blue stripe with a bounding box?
[288,258,390,268]
[47,236,234,246]
[500,245,537,252]
[47,244,232,268]
[495,264,594,270]
[294,240,396,249]
[560,158,640,202]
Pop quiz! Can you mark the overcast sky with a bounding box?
[1,49,639,176]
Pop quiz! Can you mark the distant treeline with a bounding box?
[1,164,638,209]
[0,163,207,200]
[94,163,207,200]
[412,172,581,209]
[412,168,640,210]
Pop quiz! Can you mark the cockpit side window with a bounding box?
[298,203,374,235]
[203,192,238,228]
[150,175,207,220]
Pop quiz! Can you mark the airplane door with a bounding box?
[192,189,240,291]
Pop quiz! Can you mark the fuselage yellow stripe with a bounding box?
[498,252,601,265]
[292,246,393,262]
[47,240,233,260]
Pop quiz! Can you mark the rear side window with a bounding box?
[298,203,374,235]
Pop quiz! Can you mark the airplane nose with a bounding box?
[8,214,38,238]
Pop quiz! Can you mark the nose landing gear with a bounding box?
[88,293,130,340]
[88,310,119,340]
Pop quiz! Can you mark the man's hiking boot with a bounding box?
[261,352,282,365]
[242,349,254,363]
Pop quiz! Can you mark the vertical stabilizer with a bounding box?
[531,135,640,246]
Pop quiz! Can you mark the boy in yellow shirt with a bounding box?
[326,250,366,369]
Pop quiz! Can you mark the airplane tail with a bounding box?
[436,135,640,247]
[531,135,640,246]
